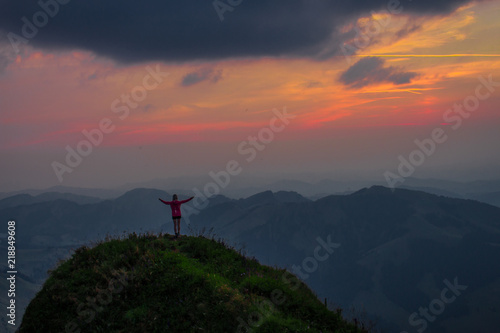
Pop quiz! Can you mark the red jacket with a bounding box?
[159,197,194,217]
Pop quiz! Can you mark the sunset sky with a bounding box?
[1,0,499,191]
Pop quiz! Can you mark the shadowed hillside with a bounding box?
[190,186,500,332]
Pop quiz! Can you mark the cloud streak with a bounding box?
[339,56,418,88]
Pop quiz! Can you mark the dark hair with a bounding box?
[173,194,178,200]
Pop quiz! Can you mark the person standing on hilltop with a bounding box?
[159,194,194,238]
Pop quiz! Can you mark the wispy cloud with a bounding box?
[339,56,418,88]
[181,68,223,87]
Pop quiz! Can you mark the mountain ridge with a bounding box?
[3,186,500,332]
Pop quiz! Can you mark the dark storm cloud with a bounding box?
[0,0,481,63]
[339,57,418,88]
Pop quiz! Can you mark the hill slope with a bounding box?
[19,233,366,333]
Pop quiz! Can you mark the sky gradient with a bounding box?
[1,0,499,191]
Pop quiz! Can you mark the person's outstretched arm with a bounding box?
[179,196,194,204]
[158,198,171,205]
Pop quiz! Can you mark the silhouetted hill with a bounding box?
[402,178,500,196]
[0,188,191,249]
[0,186,124,200]
[468,190,500,207]
[274,191,311,203]
[19,234,367,333]
[0,194,32,209]
[0,192,102,209]
[190,186,500,332]
[239,190,277,208]
[5,186,500,332]
[238,190,309,208]
[115,187,167,203]
[400,185,463,199]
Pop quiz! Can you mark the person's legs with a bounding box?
[173,218,178,236]
[173,218,181,236]
[176,219,181,236]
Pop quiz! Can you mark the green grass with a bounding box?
[19,232,368,333]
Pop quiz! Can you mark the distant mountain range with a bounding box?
[0,192,103,210]
[1,185,500,332]
[0,186,124,201]
[189,186,500,332]
[3,176,500,206]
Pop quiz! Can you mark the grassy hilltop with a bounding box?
[20,233,367,332]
